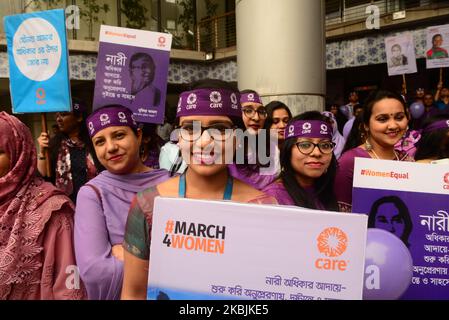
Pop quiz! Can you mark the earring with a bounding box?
[365,138,373,151]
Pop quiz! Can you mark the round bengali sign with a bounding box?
[12,17,62,81]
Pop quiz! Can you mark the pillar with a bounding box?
[236,0,326,115]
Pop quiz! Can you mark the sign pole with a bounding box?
[40,113,51,177]
[402,74,407,95]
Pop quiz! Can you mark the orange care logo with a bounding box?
[444,173,449,190]
[315,227,349,271]
[36,88,46,105]
[157,36,166,48]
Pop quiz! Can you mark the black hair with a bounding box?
[432,33,443,44]
[139,122,164,163]
[263,101,293,131]
[391,44,402,52]
[362,90,409,127]
[129,52,155,70]
[49,98,103,180]
[342,112,364,154]
[415,114,449,161]
[280,111,338,211]
[368,195,413,247]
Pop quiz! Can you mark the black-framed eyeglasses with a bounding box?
[295,141,335,155]
[177,122,236,142]
[242,108,267,119]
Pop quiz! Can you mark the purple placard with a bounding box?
[93,26,171,124]
[353,187,449,300]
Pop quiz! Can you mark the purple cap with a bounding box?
[422,119,449,134]
[86,105,137,138]
[285,120,333,140]
[176,88,241,118]
[240,91,263,105]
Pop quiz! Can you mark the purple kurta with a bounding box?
[74,169,170,300]
[263,180,327,210]
[228,164,278,190]
[262,180,295,205]
[334,147,371,212]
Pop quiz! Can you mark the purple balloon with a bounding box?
[363,228,413,300]
[409,102,424,119]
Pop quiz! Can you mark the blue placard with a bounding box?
[4,9,71,113]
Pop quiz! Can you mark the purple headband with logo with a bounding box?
[86,105,137,138]
[176,88,241,118]
[285,120,333,140]
[422,119,449,134]
[240,92,263,105]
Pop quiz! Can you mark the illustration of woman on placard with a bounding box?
[368,195,413,247]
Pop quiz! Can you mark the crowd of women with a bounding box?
[0,78,448,299]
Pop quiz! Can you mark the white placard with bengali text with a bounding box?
[147,197,368,300]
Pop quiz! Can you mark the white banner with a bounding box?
[385,33,417,76]
[353,157,449,195]
[426,24,449,69]
[148,197,368,300]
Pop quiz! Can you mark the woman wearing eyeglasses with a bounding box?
[120,80,276,299]
[263,111,338,211]
[228,90,280,190]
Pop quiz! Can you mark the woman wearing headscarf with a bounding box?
[322,111,346,159]
[74,105,171,300]
[0,112,86,300]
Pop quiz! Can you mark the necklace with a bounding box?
[369,149,399,161]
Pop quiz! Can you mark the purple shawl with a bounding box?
[74,169,171,300]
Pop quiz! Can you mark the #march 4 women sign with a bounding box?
[147,198,367,300]
[352,158,449,300]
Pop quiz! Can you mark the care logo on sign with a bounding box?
[162,219,226,255]
[444,173,449,190]
[315,227,349,271]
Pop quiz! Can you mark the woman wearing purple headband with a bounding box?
[415,115,449,163]
[74,105,171,300]
[228,90,280,190]
[120,80,276,299]
[263,111,338,210]
[335,90,413,212]
[240,89,267,135]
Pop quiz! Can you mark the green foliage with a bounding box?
[122,0,148,29]
[79,0,110,40]
[176,0,195,48]
[204,0,218,18]
[22,0,62,12]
